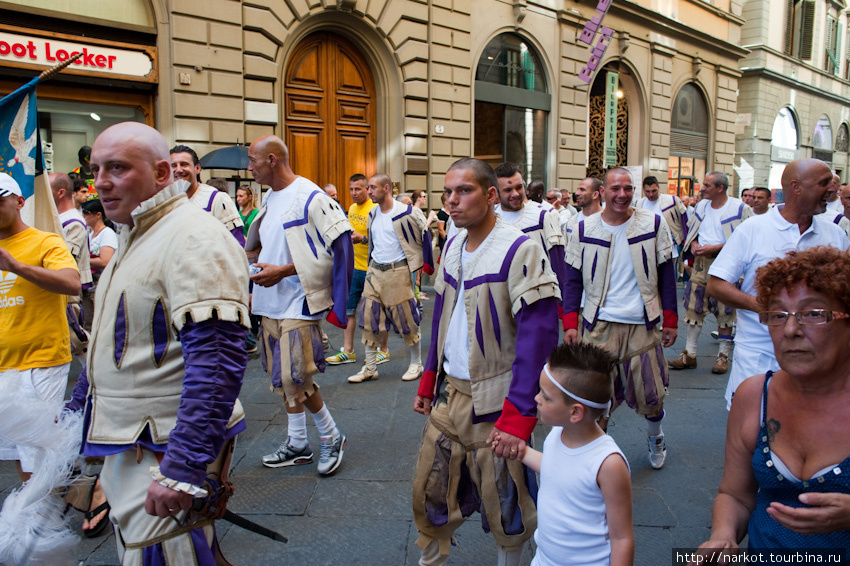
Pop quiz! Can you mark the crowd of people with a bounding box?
[1,119,850,565]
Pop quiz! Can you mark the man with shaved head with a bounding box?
[66,122,250,564]
[707,158,850,409]
[245,135,354,475]
[50,172,92,359]
[347,172,433,384]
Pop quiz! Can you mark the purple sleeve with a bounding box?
[508,296,559,417]
[658,258,678,314]
[231,226,246,248]
[65,367,89,413]
[330,234,354,326]
[547,245,568,304]
[563,264,584,314]
[159,319,248,486]
[423,290,445,376]
[422,229,435,274]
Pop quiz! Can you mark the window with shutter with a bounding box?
[785,0,795,55]
[826,15,836,72]
[835,22,843,76]
[845,28,850,79]
[799,0,815,60]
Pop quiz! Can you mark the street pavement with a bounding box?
[0,284,732,565]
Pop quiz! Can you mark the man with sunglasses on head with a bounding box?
[706,158,849,410]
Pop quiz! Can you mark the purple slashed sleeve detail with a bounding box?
[159,320,247,486]
[563,265,583,315]
[547,244,567,304]
[65,367,89,413]
[658,258,678,316]
[508,296,558,417]
[330,234,354,325]
[230,226,246,248]
[423,290,445,377]
[422,228,435,274]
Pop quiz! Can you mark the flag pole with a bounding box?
[37,51,83,82]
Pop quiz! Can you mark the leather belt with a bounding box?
[371,259,408,271]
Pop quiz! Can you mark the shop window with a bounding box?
[474,33,550,185]
[667,83,708,197]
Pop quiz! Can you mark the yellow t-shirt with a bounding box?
[348,200,376,272]
[0,227,78,371]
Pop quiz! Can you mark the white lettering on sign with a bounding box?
[0,32,153,78]
[576,0,615,84]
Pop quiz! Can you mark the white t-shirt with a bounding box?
[826,198,844,214]
[708,205,850,408]
[698,200,735,245]
[371,201,407,264]
[442,233,489,381]
[494,204,523,225]
[532,429,629,566]
[596,216,645,325]
[252,179,321,320]
[88,226,118,257]
[641,198,662,215]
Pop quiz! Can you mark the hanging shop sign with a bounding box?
[0,26,157,83]
[604,71,619,168]
[577,0,614,84]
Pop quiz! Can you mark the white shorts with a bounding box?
[0,363,70,472]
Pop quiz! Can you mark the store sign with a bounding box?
[604,72,618,168]
[0,31,153,79]
[577,0,615,84]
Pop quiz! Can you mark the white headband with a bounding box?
[544,364,610,410]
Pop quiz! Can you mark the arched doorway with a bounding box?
[667,83,709,198]
[284,32,376,209]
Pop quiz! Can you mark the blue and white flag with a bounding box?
[0,77,62,235]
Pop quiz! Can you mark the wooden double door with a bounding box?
[285,32,376,210]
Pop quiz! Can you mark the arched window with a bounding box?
[813,115,833,164]
[667,83,709,197]
[769,107,800,199]
[836,123,849,153]
[474,33,550,185]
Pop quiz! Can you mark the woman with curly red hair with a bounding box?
[696,246,850,562]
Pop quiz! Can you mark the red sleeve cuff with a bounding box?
[561,311,578,331]
[417,370,437,400]
[325,310,346,329]
[423,264,435,275]
[662,310,678,329]
[494,398,537,441]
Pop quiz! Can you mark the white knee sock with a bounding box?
[419,540,449,566]
[497,545,524,566]
[646,411,664,437]
[686,323,701,355]
[719,339,733,356]
[408,340,422,367]
[365,345,378,372]
[311,404,338,439]
[287,411,308,448]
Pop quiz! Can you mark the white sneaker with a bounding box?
[347,366,378,383]
[402,363,423,382]
[648,434,667,469]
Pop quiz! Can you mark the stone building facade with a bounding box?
[1,0,747,207]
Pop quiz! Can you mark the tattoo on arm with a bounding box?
[766,418,781,442]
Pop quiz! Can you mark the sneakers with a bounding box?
[402,363,423,382]
[326,349,356,365]
[318,432,346,476]
[648,434,667,469]
[376,350,390,365]
[667,350,697,370]
[348,366,378,383]
[712,353,729,374]
[262,439,314,468]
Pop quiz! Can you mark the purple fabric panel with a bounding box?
[370,301,381,334]
[114,292,127,367]
[152,299,169,366]
[269,331,282,389]
[289,329,305,386]
[590,252,598,283]
[330,235,354,324]
[623,361,636,409]
[495,459,525,536]
[140,525,217,566]
[457,455,481,518]
[563,265,583,316]
[657,259,678,316]
[488,289,501,349]
[312,325,327,374]
[682,280,692,311]
[578,222,611,248]
[392,205,414,221]
[65,367,89,413]
[408,297,422,326]
[204,193,216,212]
[356,298,366,329]
[612,366,625,406]
[66,303,87,345]
[655,343,669,388]
[160,320,247,485]
[306,232,318,259]
[425,434,452,526]
[400,221,410,243]
[725,301,735,316]
[62,218,87,230]
[694,284,706,314]
[315,226,326,249]
[422,228,434,272]
[474,307,485,356]
[282,190,320,229]
[396,303,411,335]
[259,326,268,372]
[507,297,558,419]
[642,247,649,279]
[707,295,718,316]
[547,245,567,304]
[640,351,659,407]
[522,264,527,277]
[628,232,656,245]
[230,226,245,248]
[466,237,527,288]
[721,203,745,226]
[423,291,445,379]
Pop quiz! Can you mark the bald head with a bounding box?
[49,172,73,201]
[90,122,174,226]
[780,158,835,216]
[251,135,290,165]
[248,135,296,190]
